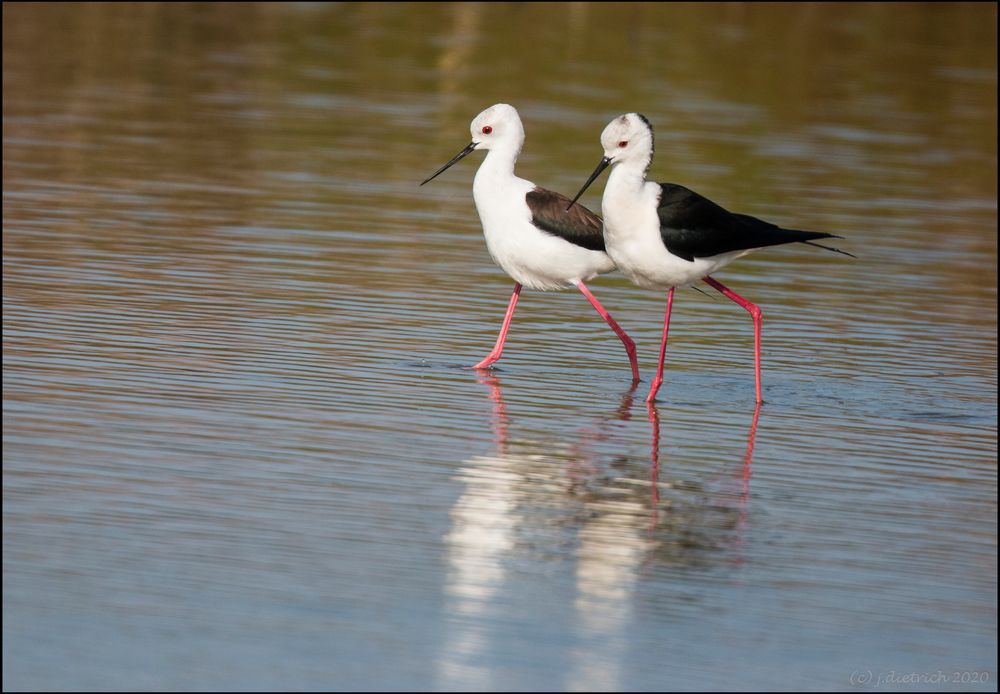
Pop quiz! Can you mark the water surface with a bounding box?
[3,3,997,691]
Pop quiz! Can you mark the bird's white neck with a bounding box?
[473,140,522,187]
[471,139,533,222]
[606,156,649,197]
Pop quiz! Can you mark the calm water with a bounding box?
[3,3,997,691]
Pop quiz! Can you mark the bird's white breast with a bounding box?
[602,179,741,289]
[472,165,614,291]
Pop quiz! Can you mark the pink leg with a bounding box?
[574,281,640,382]
[646,286,675,403]
[473,283,522,369]
[703,276,763,404]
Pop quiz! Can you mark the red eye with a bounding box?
[618,140,629,148]
[482,126,493,134]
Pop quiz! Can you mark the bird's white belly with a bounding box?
[606,224,746,289]
[484,222,614,291]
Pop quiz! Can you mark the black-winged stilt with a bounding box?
[421,104,640,381]
[568,113,852,404]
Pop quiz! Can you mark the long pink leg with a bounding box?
[703,276,763,404]
[473,283,522,370]
[646,286,676,403]
[574,280,640,382]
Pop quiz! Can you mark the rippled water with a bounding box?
[4,3,997,691]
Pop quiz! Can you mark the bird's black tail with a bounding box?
[773,224,856,259]
[733,213,856,259]
[796,235,856,259]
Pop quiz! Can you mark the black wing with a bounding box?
[526,187,606,252]
[656,183,840,262]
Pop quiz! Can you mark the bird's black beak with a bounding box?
[420,142,478,186]
[566,156,612,210]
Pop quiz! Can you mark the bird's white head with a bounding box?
[420,103,525,187]
[565,113,655,209]
[600,112,654,170]
[470,103,525,151]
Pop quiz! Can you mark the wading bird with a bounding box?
[422,104,640,381]
[568,113,851,403]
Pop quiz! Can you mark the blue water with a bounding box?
[4,3,996,691]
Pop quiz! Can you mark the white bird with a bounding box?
[568,113,852,404]
[421,104,639,381]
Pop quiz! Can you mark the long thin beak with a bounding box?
[566,156,612,210]
[420,142,478,186]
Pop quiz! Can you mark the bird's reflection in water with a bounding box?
[435,374,762,690]
[647,399,761,566]
[731,402,762,562]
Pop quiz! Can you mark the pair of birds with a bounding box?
[421,104,850,404]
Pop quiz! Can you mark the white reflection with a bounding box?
[436,377,644,690]
[435,377,761,691]
[437,459,518,689]
[567,500,648,691]
[567,400,660,692]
